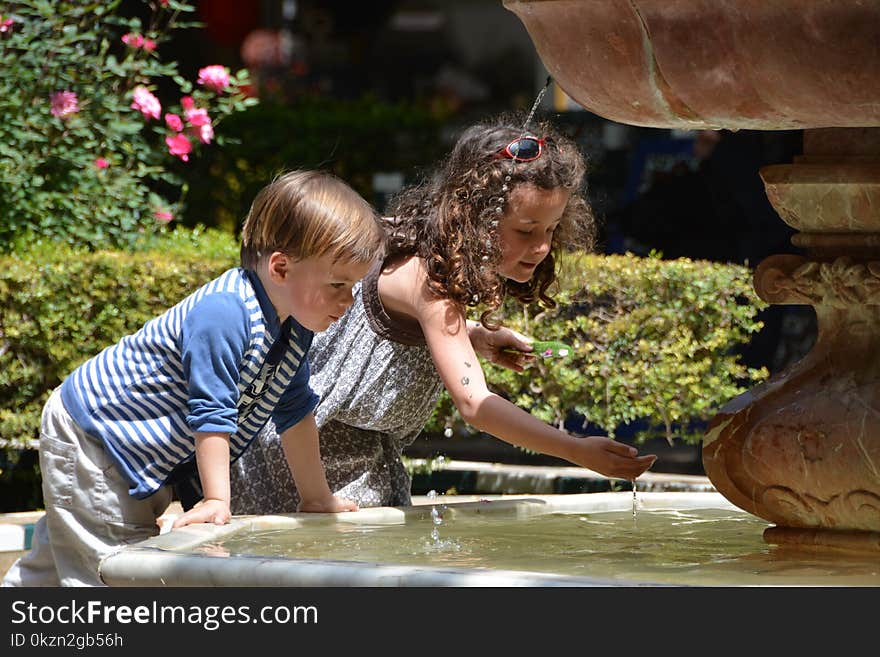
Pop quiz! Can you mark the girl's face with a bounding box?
[497,184,570,283]
[265,253,373,331]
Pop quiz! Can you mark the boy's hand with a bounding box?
[297,494,359,513]
[172,498,231,529]
[467,321,536,372]
[570,436,657,481]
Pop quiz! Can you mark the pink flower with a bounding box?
[182,103,213,142]
[184,107,210,127]
[193,123,214,144]
[160,0,169,6]
[165,134,192,162]
[121,33,144,48]
[197,65,230,93]
[131,86,161,120]
[122,33,156,52]
[164,113,183,131]
[154,210,173,224]
[50,91,79,118]
[180,95,195,110]
[0,16,14,32]
[93,158,110,169]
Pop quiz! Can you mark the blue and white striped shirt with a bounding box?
[61,268,318,499]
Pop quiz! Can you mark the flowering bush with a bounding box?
[0,1,257,251]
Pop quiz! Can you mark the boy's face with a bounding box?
[496,185,570,283]
[266,253,373,331]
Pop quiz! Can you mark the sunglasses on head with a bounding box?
[495,136,550,162]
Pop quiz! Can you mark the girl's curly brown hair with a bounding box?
[385,113,596,327]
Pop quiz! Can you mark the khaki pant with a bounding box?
[2,389,171,587]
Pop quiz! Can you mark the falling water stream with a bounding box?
[632,480,637,520]
[424,489,460,553]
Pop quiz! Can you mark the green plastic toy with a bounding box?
[504,340,572,359]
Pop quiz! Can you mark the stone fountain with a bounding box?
[503,0,880,551]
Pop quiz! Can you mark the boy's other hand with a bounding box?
[297,494,359,513]
[171,498,231,529]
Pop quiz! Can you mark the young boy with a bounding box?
[2,169,384,587]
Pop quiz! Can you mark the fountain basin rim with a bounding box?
[99,492,737,587]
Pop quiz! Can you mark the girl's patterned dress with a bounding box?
[230,263,444,512]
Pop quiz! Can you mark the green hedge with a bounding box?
[1,236,767,450]
[0,228,238,449]
[428,252,769,444]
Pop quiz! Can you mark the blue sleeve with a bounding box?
[272,351,320,435]
[180,292,250,434]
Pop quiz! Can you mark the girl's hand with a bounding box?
[571,436,658,480]
[172,498,231,529]
[467,321,536,372]
[297,494,359,513]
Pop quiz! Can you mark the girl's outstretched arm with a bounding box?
[419,293,656,481]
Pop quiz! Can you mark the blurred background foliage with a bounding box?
[179,96,447,232]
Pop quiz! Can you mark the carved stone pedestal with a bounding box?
[702,129,880,550]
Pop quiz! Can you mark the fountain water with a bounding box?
[98,492,880,586]
[425,489,461,552]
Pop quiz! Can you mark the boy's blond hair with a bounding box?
[240,170,384,268]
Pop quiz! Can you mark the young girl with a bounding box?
[223,115,656,513]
